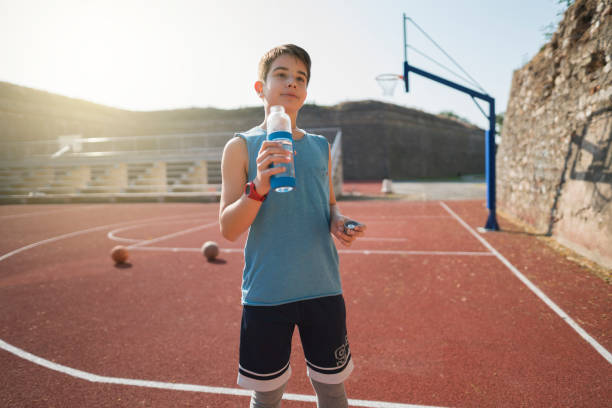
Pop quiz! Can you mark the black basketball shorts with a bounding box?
[237,294,353,392]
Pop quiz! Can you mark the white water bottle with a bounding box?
[266,105,295,192]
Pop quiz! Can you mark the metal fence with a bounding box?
[1,128,342,166]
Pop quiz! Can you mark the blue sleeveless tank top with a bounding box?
[236,126,341,306]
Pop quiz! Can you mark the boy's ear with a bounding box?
[254,81,263,96]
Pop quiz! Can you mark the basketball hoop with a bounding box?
[376,74,403,96]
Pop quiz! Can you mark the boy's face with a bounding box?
[255,54,308,114]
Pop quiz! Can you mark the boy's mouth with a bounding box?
[281,93,299,99]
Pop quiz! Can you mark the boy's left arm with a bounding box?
[327,144,366,247]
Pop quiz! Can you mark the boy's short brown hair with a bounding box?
[258,44,311,85]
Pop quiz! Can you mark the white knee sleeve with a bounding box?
[310,379,348,408]
[250,382,287,408]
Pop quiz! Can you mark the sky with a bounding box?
[0,0,568,130]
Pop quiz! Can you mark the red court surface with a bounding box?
[0,200,610,407]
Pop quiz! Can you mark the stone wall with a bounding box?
[497,0,612,268]
[1,83,484,181]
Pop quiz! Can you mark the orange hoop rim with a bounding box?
[375,73,404,81]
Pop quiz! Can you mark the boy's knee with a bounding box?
[250,382,287,408]
[310,379,348,408]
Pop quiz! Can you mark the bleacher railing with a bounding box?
[0,132,233,165]
[1,128,342,166]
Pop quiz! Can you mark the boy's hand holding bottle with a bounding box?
[253,140,293,196]
[253,105,296,197]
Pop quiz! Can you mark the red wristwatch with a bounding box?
[245,181,267,202]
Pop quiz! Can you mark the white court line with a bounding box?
[340,249,493,256]
[357,215,451,219]
[0,338,447,408]
[129,246,491,257]
[130,246,243,253]
[0,215,450,407]
[359,238,408,242]
[107,215,214,244]
[0,214,192,263]
[359,218,452,223]
[439,201,612,365]
[126,222,219,249]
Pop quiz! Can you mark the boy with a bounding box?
[219,44,366,408]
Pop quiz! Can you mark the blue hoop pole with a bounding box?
[404,62,499,230]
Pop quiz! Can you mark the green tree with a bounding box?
[543,0,575,40]
[438,110,473,125]
[495,112,504,134]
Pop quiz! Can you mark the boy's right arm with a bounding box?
[218,137,290,241]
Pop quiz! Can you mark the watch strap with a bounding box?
[245,181,267,202]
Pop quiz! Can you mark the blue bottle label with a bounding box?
[266,131,295,192]
[267,130,292,141]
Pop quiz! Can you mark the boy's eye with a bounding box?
[297,77,305,82]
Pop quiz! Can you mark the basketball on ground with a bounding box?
[111,245,129,264]
[202,241,219,261]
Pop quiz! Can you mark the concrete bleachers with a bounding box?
[124,162,166,193]
[0,159,222,202]
[0,166,76,195]
[127,163,152,185]
[166,161,197,186]
[0,128,339,203]
[79,164,127,194]
[167,160,213,193]
[206,161,221,184]
[40,166,91,194]
[0,167,35,195]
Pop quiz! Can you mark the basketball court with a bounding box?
[1,9,610,408]
[1,199,610,407]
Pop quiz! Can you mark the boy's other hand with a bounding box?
[254,141,293,196]
[330,215,366,247]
